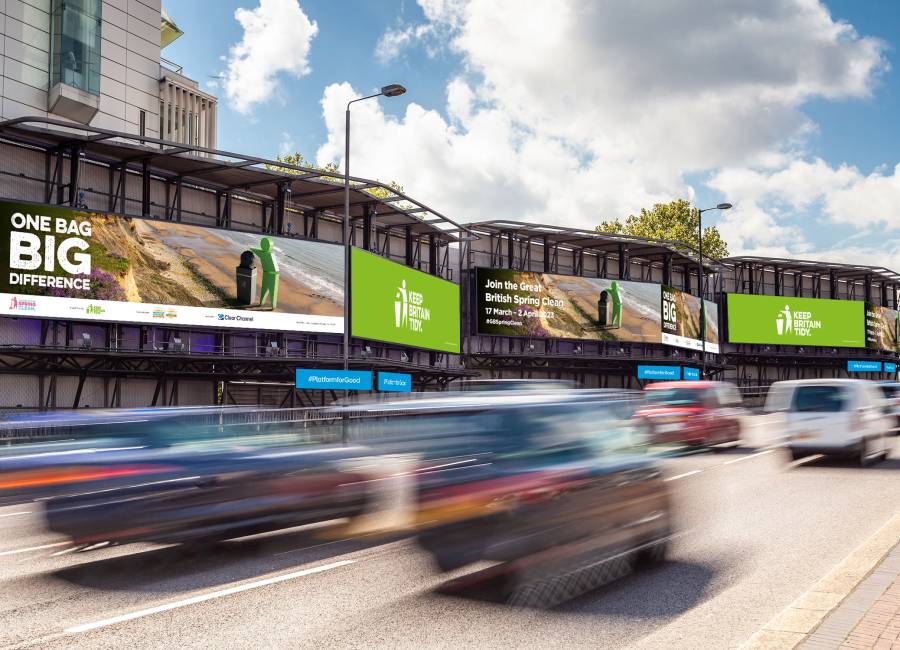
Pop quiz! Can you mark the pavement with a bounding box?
[0,418,899,649]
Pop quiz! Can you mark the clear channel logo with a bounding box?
[775,305,822,338]
[394,279,431,333]
[217,312,254,323]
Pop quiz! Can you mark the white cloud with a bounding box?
[322,0,887,255]
[222,0,318,114]
[710,159,900,257]
[278,131,295,157]
[375,23,435,64]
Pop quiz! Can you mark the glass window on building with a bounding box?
[50,0,102,95]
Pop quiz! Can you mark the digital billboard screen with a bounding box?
[726,293,865,348]
[0,200,344,332]
[475,268,662,343]
[351,248,460,353]
[661,285,720,354]
[865,303,899,352]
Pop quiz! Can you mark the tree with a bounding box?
[597,198,730,259]
[266,152,406,202]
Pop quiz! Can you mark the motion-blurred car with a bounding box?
[0,408,372,547]
[877,382,900,433]
[456,378,576,392]
[638,381,744,449]
[346,390,672,605]
[765,379,892,465]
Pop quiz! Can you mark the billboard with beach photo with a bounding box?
[865,303,899,352]
[0,200,344,332]
[474,268,662,342]
[661,285,720,353]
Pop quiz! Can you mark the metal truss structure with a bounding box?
[0,117,477,406]
[720,256,900,387]
[457,221,726,386]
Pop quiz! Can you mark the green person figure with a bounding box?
[250,237,280,309]
[597,280,623,329]
[609,280,623,328]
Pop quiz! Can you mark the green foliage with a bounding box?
[597,198,730,259]
[86,241,130,275]
[265,152,405,201]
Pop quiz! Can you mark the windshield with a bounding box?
[645,388,703,407]
[792,385,848,413]
[879,384,900,399]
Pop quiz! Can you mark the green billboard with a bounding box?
[726,294,865,348]
[351,248,460,353]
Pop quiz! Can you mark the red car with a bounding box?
[638,381,744,449]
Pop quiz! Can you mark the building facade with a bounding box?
[0,0,214,146]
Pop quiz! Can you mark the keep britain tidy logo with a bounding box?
[394,279,431,333]
[775,305,822,338]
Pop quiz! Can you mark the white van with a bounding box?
[764,379,892,465]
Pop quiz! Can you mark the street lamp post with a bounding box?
[696,202,732,379]
[343,84,406,372]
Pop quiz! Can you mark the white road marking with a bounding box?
[0,510,31,518]
[65,559,355,634]
[723,449,774,465]
[664,470,702,482]
[787,453,824,469]
[0,542,70,557]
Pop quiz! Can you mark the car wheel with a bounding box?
[859,438,870,467]
[635,537,669,565]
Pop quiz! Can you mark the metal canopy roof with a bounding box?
[724,256,900,284]
[465,220,720,271]
[0,117,468,242]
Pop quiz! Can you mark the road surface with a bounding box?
[1,420,898,649]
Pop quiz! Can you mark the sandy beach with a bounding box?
[86,215,343,317]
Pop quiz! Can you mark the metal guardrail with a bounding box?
[0,405,438,446]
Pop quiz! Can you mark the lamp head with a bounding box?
[381,84,407,97]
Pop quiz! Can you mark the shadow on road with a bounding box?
[561,559,721,618]
[432,557,723,619]
[50,525,405,594]
[791,455,900,471]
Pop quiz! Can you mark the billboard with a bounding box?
[726,294,865,348]
[0,200,344,332]
[351,248,460,353]
[865,303,899,352]
[475,268,662,342]
[661,285,720,354]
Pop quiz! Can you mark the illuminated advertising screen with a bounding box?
[475,268,662,343]
[0,200,344,332]
[351,248,460,353]
[661,285,720,354]
[726,294,865,348]
[865,303,899,352]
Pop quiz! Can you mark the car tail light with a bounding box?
[0,464,176,491]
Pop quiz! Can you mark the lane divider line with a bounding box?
[664,470,702,482]
[723,449,775,465]
[0,510,31,518]
[0,542,69,557]
[65,559,355,634]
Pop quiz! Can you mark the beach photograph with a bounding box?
[477,268,662,342]
[63,213,344,317]
[866,303,899,352]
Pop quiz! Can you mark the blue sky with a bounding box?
[164,0,438,159]
[162,0,900,267]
